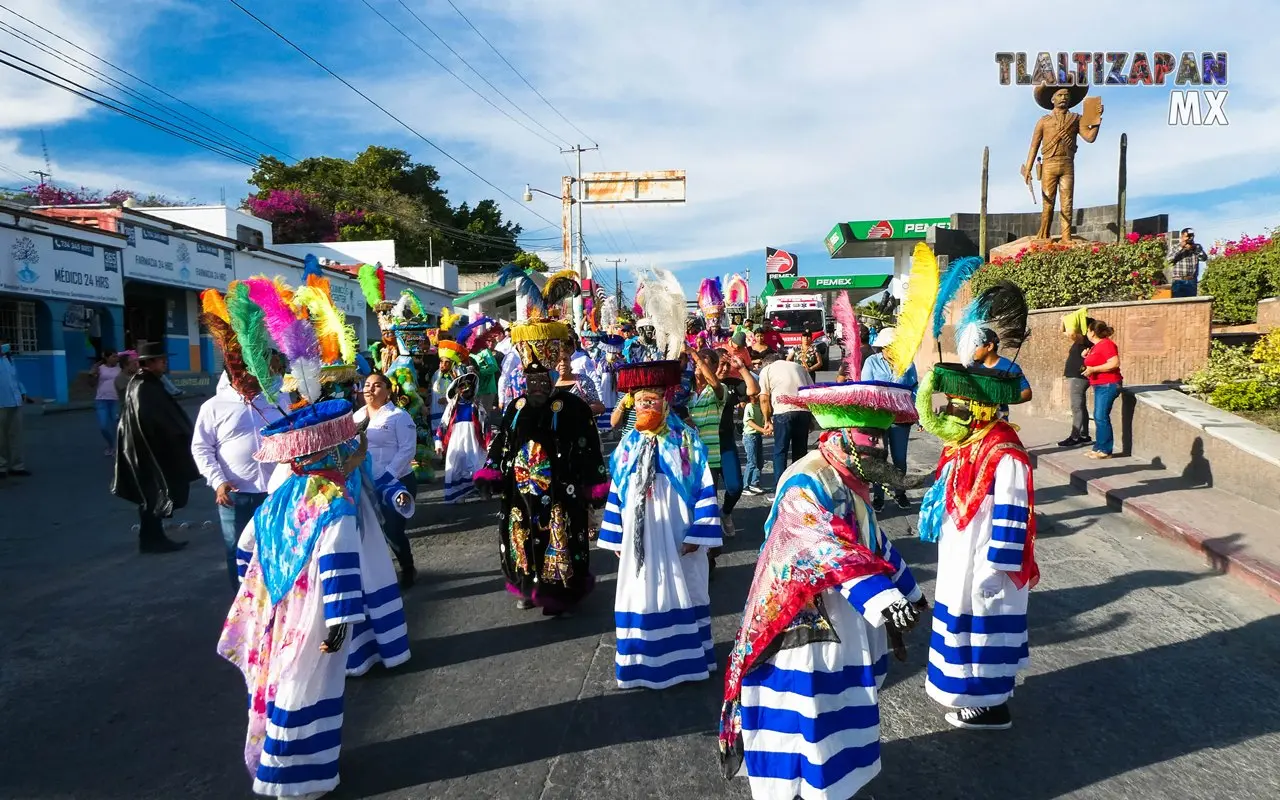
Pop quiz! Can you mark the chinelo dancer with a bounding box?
[598,269,723,690]
[475,266,608,616]
[718,293,926,800]
[435,366,486,504]
[915,258,1040,731]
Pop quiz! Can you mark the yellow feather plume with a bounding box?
[200,288,230,323]
[293,285,356,366]
[440,306,461,332]
[884,243,941,377]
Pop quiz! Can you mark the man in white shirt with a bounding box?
[758,352,815,489]
[191,372,287,588]
[0,342,31,478]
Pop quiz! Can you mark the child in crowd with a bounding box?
[742,384,767,495]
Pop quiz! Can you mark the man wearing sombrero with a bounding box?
[475,267,608,616]
[717,293,925,799]
[916,278,1039,732]
[1022,81,1103,243]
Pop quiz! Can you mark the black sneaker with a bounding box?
[894,492,911,509]
[398,565,417,590]
[139,537,188,554]
[945,704,1012,730]
[1057,436,1080,447]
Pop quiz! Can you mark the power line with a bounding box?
[225,0,559,231]
[389,0,569,147]
[443,0,596,146]
[356,0,562,149]
[0,2,296,162]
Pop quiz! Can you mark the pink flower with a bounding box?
[1091,245,1100,254]
[1127,231,1140,243]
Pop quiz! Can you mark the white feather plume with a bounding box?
[292,356,323,405]
[600,296,618,331]
[640,268,688,359]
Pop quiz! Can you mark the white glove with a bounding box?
[976,571,1007,599]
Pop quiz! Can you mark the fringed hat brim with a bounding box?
[614,360,683,392]
[510,321,571,344]
[438,341,471,362]
[780,381,919,428]
[253,413,357,462]
[932,363,1026,406]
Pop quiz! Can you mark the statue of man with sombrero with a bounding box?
[1021,82,1103,243]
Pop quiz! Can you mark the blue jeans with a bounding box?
[1171,279,1198,298]
[383,472,417,571]
[94,399,118,448]
[772,411,812,487]
[872,423,911,503]
[217,491,267,589]
[719,443,743,516]
[1093,382,1122,455]
[743,431,764,489]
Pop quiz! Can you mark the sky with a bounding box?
[0,0,1276,299]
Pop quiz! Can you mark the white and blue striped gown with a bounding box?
[927,455,1032,709]
[345,488,411,676]
[738,470,922,800]
[442,403,484,503]
[599,468,722,689]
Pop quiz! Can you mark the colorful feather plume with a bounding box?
[541,269,581,310]
[832,291,862,381]
[439,306,462,333]
[357,263,385,309]
[599,296,618,332]
[395,289,425,320]
[498,262,546,314]
[884,243,940,377]
[293,285,357,366]
[698,277,724,312]
[200,288,230,324]
[225,282,278,403]
[457,316,494,350]
[200,312,261,401]
[244,277,323,404]
[932,255,984,340]
[725,273,749,306]
[302,253,332,301]
[955,280,1030,363]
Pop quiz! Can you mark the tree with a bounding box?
[512,251,549,273]
[14,183,189,207]
[247,146,522,267]
[243,189,364,244]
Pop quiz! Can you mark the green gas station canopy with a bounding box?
[824,217,952,258]
[759,274,891,301]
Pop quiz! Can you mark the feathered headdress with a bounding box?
[357,263,386,310]
[884,243,940,378]
[599,296,618,332]
[637,268,688,359]
[292,284,358,367]
[457,316,494,351]
[954,280,1030,366]
[725,273,749,315]
[302,254,331,300]
[393,289,425,321]
[698,277,724,317]
[200,289,260,401]
[831,291,863,381]
[931,255,984,359]
[439,306,462,335]
[245,276,323,404]
[225,281,278,403]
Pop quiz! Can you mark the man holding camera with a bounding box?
[1169,227,1207,298]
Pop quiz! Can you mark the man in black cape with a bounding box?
[112,342,201,553]
[475,355,608,616]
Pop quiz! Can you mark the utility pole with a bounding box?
[29,170,50,187]
[561,144,598,281]
[606,258,626,308]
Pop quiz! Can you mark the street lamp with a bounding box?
[524,184,561,203]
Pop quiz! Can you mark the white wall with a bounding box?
[273,240,396,267]
[139,205,274,247]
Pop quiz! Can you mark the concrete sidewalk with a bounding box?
[1013,413,1280,602]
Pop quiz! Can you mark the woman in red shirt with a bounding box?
[1082,318,1123,459]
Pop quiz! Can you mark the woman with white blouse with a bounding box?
[354,373,420,587]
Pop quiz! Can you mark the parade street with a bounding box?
[3,402,1280,800]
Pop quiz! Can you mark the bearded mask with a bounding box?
[818,429,905,492]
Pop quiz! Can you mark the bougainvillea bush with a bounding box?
[970,235,1169,310]
[1199,230,1280,324]
[243,189,366,243]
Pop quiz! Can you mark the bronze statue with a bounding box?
[1021,84,1102,243]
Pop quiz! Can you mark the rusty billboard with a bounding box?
[581,170,686,204]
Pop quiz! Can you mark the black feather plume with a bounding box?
[972,280,1029,351]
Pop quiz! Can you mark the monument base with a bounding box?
[989,235,1098,261]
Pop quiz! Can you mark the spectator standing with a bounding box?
[354,372,419,587]
[1169,227,1207,298]
[0,342,32,478]
[90,351,122,457]
[758,352,815,490]
[112,343,200,553]
[860,328,918,512]
[1058,309,1092,447]
[1083,318,1123,459]
[970,329,1033,420]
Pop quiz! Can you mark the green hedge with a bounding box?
[973,237,1168,309]
[1199,237,1280,324]
[1185,330,1280,412]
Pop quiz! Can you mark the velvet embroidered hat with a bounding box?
[254,399,358,462]
[614,360,683,393]
[781,381,919,431]
[437,339,471,364]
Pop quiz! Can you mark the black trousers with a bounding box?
[138,507,168,545]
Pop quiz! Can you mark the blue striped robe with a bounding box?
[222,512,364,797]
[738,453,921,799]
[344,487,411,676]
[599,426,722,689]
[927,455,1032,708]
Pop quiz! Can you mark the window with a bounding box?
[235,224,264,248]
[766,308,824,334]
[0,299,38,352]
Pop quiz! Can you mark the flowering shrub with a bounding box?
[19,183,133,206]
[972,236,1168,309]
[244,189,366,243]
[1199,229,1280,324]
[1185,329,1280,412]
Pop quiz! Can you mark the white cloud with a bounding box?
[4,0,1277,269]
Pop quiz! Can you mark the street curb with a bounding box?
[1029,449,1280,604]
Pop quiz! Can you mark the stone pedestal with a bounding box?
[989,235,1098,261]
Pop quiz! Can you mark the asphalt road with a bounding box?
[2,400,1279,800]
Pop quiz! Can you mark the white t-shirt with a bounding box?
[95,364,122,401]
[759,360,814,415]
